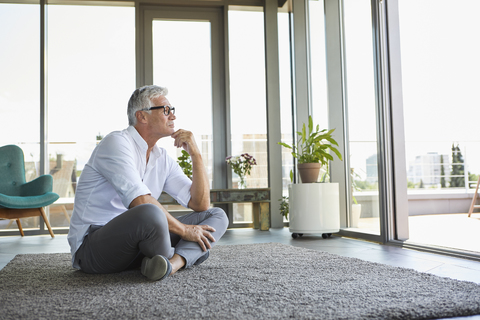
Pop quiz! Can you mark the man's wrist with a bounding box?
[189,151,202,161]
[178,222,188,238]
[167,213,188,237]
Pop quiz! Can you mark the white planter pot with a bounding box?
[288,183,340,234]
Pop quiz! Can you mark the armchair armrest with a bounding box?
[20,174,54,196]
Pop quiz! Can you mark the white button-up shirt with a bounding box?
[67,126,192,268]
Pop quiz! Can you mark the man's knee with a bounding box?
[210,207,229,229]
[132,203,167,229]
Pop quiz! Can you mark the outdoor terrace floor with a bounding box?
[350,212,480,254]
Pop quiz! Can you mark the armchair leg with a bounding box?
[6,219,14,229]
[61,205,71,223]
[40,207,55,238]
[0,207,55,237]
[15,219,24,237]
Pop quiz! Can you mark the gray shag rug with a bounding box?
[1,243,480,320]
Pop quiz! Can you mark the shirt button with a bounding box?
[12,181,16,186]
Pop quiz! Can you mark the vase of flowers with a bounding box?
[225,153,257,189]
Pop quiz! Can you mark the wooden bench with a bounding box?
[159,188,271,230]
[45,189,271,230]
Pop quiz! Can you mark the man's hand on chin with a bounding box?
[171,129,199,156]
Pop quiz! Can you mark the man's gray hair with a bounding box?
[127,85,168,126]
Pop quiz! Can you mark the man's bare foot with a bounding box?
[169,253,186,275]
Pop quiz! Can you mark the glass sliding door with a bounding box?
[228,8,268,224]
[343,0,381,235]
[0,2,41,233]
[47,4,135,229]
[151,19,213,187]
[398,0,480,254]
[142,6,225,214]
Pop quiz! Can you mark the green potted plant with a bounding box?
[177,150,193,179]
[279,196,289,220]
[278,115,342,183]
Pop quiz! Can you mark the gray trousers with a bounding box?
[75,204,228,274]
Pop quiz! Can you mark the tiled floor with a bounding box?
[5,211,480,253]
[1,228,480,319]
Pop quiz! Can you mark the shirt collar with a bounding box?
[127,126,148,151]
[127,126,161,159]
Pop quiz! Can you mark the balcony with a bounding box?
[352,189,480,254]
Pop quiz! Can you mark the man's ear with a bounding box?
[135,110,147,124]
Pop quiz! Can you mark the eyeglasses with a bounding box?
[142,105,175,116]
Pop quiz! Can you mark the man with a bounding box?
[67,85,228,281]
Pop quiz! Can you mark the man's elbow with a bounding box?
[129,194,155,209]
[189,199,210,212]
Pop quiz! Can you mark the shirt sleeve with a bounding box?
[91,134,151,209]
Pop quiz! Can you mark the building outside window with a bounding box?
[46,4,135,229]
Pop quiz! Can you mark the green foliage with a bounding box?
[354,179,378,190]
[419,179,424,189]
[177,150,193,179]
[96,132,104,141]
[351,168,361,204]
[278,116,342,166]
[470,173,479,183]
[440,155,446,188]
[407,180,417,189]
[279,196,289,220]
[450,143,465,188]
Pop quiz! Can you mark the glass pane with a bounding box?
[229,8,267,224]
[309,0,329,130]
[399,0,480,253]
[152,20,213,190]
[0,3,41,233]
[344,0,380,234]
[47,5,135,228]
[279,9,294,221]
[309,0,331,184]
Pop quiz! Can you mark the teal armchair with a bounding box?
[0,145,59,237]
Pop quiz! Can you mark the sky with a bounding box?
[1,1,480,179]
[0,4,135,167]
[398,0,480,176]
[340,0,480,178]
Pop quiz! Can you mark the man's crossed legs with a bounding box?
[74,204,228,280]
